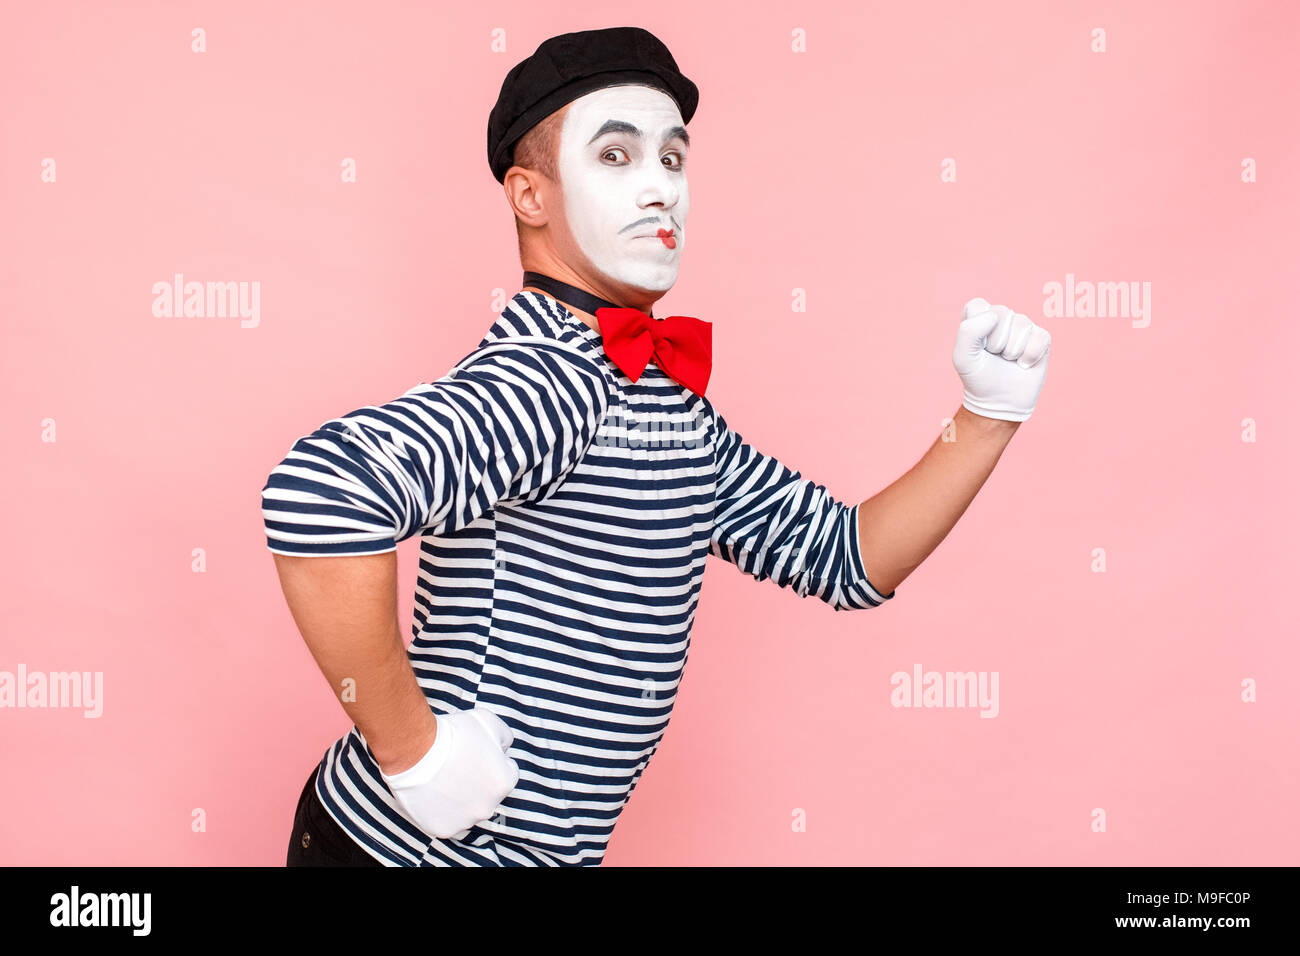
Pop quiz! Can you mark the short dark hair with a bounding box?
[510,107,565,185]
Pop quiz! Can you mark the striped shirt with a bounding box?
[261,289,895,866]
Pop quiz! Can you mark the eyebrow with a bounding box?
[586,119,690,149]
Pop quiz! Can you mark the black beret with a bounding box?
[487,26,699,184]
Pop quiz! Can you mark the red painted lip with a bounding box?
[632,227,677,249]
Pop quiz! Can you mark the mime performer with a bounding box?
[264,25,1052,867]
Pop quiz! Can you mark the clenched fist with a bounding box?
[379,705,520,841]
[952,297,1052,422]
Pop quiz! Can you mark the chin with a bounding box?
[613,263,680,295]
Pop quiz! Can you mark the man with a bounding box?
[265,26,1051,867]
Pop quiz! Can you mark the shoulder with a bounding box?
[473,291,605,367]
[446,292,602,376]
[441,291,614,410]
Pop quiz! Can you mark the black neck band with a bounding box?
[521,271,652,319]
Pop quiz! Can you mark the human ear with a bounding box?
[504,166,551,229]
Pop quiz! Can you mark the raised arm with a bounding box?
[854,406,1018,597]
[851,296,1051,596]
[857,296,1052,595]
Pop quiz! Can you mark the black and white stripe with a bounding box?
[262,290,894,866]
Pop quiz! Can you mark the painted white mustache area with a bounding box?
[621,215,680,248]
[557,84,689,294]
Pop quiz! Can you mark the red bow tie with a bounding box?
[595,307,712,396]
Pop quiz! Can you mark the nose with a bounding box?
[636,160,681,212]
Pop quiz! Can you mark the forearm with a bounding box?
[270,550,436,774]
[855,405,1019,595]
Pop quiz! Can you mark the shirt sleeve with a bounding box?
[261,341,609,556]
[708,404,896,611]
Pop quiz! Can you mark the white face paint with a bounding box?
[555,84,689,295]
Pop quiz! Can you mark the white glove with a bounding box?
[379,706,519,841]
[952,297,1052,422]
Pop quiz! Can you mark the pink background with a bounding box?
[2,0,1297,865]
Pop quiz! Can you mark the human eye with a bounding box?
[662,151,685,170]
[600,145,630,163]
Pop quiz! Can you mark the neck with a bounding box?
[520,263,662,332]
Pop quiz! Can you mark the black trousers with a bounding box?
[286,762,385,867]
